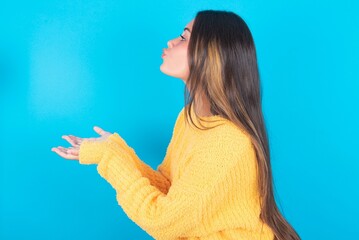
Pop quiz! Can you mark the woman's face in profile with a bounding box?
[160,19,194,83]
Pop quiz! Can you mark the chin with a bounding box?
[160,65,174,77]
[160,65,188,81]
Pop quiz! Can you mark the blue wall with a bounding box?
[0,0,358,239]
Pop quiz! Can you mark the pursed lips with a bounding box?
[162,48,168,56]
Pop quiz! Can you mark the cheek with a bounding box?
[169,46,188,66]
[160,44,190,78]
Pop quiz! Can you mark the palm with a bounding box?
[51,126,112,160]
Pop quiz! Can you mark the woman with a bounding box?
[52,10,301,240]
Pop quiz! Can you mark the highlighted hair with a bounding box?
[184,10,301,240]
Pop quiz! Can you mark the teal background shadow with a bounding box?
[0,0,358,239]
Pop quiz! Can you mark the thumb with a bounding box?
[93,126,106,136]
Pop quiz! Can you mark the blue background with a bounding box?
[1,0,358,239]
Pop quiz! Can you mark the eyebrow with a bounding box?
[184,27,191,33]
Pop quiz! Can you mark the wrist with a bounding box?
[78,139,109,165]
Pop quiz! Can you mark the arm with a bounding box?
[84,132,252,240]
[79,132,171,194]
[79,108,185,194]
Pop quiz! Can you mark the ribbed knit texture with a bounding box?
[79,107,275,240]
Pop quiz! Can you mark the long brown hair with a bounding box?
[183,10,301,240]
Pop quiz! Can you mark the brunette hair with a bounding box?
[184,9,301,240]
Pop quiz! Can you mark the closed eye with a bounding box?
[179,34,186,41]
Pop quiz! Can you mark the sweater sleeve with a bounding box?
[79,132,171,194]
[92,131,252,240]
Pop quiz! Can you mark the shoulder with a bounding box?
[194,120,255,160]
[200,119,251,145]
[181,122,256,182]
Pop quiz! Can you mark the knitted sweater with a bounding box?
[78,106,275,240]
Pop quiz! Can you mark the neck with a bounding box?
[194,92,213,117]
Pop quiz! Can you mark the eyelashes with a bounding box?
[179,34,186,41]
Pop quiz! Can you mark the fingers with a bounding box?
[62,135,82,147]
[51,146,79,160]
[68,147,79,156]
[94,126,108,136]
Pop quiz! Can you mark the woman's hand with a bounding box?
[51,126,112,160]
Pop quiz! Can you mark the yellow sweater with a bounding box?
[79,107,275,240]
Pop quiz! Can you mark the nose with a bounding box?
[167,39,174,48]
[167,36,179,48]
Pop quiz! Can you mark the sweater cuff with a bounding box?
[78,139,109,165]
[78,132,130,165]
